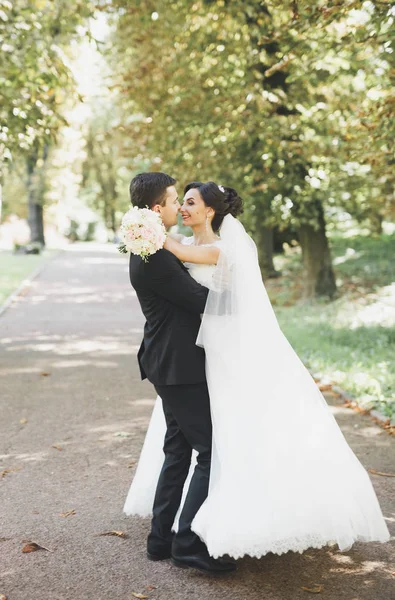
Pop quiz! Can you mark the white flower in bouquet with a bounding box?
[118,206,166,261]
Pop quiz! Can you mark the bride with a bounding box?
[124,181,390,559]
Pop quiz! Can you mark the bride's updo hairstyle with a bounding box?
[184,181,243,232]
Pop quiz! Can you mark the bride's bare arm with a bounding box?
[167,232,184,242]
[164,236,220,265]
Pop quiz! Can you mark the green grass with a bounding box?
[266,233,395,419]
[0,251,54,306]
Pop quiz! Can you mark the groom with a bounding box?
[129,172,235,574]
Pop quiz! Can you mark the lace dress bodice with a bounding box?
[181,236,221,287]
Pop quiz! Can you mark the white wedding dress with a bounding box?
[124,218,390,558]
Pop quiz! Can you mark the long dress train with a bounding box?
[124,225,390,558]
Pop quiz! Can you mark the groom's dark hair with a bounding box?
[129,172,176,209]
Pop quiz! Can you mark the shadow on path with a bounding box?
[0,245,393,600]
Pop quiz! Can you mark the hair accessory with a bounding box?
[218,185,225,193]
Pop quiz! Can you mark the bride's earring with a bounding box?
[206,211,213,233]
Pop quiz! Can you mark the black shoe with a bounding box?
[171,552,237,575]
[218,556,237,566]
[147,548,172,561]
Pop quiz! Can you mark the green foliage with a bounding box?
[1,159,27,218]
[271,231,395,303]
[0,249,53,305]
[268,232,395,417]
[332,232,395,290]
[67,219,80,242]
[84,221,97,242]
[80,103,130,233]
[108,0,394,231]
[278,309,395,418]
[0,0,95,174]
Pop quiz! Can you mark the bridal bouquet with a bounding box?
[118,206,166,261]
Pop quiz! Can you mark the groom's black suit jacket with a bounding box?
[129,249,209,386]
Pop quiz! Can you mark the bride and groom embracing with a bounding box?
[124,171,389,576]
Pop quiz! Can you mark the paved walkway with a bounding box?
[0,245,393,600]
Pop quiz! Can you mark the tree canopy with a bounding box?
[0,0,94,172]
[1,0,393,296]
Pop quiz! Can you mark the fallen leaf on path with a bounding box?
[131,594,149,599]
[368,469,395,477]
[40,372,51,377]
[22,541,51,553]
[323,390,337,398]
[97,531,128,538]
[318,383,332,391]
[128,461,137,468]
[52,445,63,451]
[60,509,76,518]
[0,467,22,479]
[0,593,8,600]
[301,585,323,594]
[114,432,132,438]
[0,538,11,543]
[371,416,395,436]
[20,418,28,425]
[343,400,370,415]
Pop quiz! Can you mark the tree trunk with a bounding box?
[107,172,118,234]
[369,212,383,235]
[110,206,116,234]
[298,202,336,300]
[26,149,45,246]
[254,225,280,279]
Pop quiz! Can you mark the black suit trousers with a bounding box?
[147,382,212,557]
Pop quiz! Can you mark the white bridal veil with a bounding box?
[192,215,389,557]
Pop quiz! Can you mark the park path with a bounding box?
[0,244,393,600]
